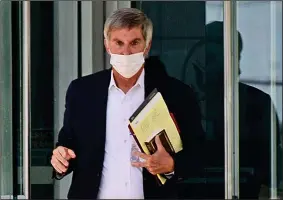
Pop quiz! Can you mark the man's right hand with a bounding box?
[51,146,76,174]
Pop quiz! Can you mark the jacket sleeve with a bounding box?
[170,86,205,182]
[52,81,77,180]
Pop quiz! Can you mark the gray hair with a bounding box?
[104,8,153,47]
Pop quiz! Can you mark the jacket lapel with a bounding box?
[144,65,158,98]
[90,70,111,165]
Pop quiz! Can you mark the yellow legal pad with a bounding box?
[128,89,183,185]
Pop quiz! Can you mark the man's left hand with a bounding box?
[131,135,174,175]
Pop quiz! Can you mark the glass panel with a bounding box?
[236,1,282,198]
[0,1,13,197]
[29,2,54,198]
[135,1,226,198]
[1,1,58,199]
[12,1,25,197]
[0,1,27,198]
[1,1,55,198]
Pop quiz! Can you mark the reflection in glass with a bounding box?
[236,1,282,198]
[135,1,225,198]
[206,1,283,198]
[137,1,282,199]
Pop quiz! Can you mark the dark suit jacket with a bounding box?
[53,57,205,199]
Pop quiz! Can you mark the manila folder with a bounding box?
[128,89,183,185]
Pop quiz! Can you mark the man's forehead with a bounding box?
[109,27,144,40]
[111,25,142,33]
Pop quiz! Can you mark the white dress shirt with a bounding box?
[97,70,145,199]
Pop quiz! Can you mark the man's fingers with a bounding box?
[56,161,67,172]
[53,149,69,167]
[51,146,76,175]
[53,162,63,174]
[51,159,60,172]
[57,146,76,159]
[133,151,150,160]
[131,158,157,169]
[53,165,62,174]
[155,135,165,151]
[67,149,76,158]
[131,161,147,168]
[51,156,67,173]
[58,147,70,160]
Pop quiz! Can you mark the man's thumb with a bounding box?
[155,135,164,151]
[67,149,76,158]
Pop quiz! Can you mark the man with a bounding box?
[51,8,204,199]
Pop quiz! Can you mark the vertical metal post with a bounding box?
[270,1,278,199]
[232,2,239,197]
[224,0,239,199]
[22,1,31,199]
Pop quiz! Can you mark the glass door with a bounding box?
[235,1,282,198]
[0,1,13,198]
[134,1,226,198]
[134,0,283,199]
[0,1,31,199]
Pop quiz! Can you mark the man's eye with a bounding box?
[116,41,123,46]
[132,41,139,46]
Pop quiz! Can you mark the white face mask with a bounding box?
[110,52,145,78]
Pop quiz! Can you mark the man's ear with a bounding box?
[104,39,110,54]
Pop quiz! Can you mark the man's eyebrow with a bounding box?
[131,38,142,42]
[112,38,122,42]
[111,38,142,42]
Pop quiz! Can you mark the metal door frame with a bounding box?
[22,1,31,199]
[223,1,239,199]
[0,1,31,199]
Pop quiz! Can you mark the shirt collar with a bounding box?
[108,69,145,90]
